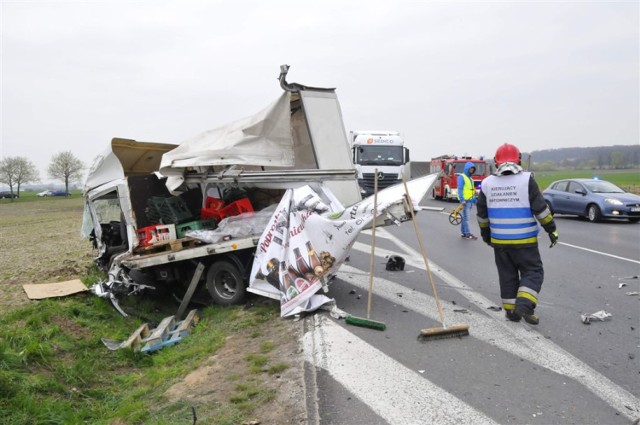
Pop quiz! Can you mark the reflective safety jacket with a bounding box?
[457,162,476,202]
[476,171,556,247]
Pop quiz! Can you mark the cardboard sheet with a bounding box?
[23,279,88,300]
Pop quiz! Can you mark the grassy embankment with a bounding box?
[0,196,296,425]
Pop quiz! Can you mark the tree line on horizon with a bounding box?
[526,144,639,171]
[0,151,84,198]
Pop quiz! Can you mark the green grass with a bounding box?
[0,296,282,424]
[532,169,640,193]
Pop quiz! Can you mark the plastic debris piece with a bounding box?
[328,304,349,320]
[618,283,628,289]
[581,310,612,324]
[418,370,425,374]
[626,291,640,296]
[488,306,502,311]
[453,309,469,313]
[619,275,639,280]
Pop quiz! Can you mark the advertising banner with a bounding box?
[249,185,391,316]
[249,174,436,317]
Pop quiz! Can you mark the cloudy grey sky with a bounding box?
[2,0,638,183]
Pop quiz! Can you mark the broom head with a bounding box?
[419,323,469,340]
[345,315,386,331]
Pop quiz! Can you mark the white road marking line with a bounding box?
[344,230,640,421]
[303,314,497,425]
[557,241,640,264]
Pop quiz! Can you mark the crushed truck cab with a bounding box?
[82,66,437,316]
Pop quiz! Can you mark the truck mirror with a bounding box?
[404,147,410,163]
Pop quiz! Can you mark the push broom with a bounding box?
[400,173,469,340]
[345,168,386,331]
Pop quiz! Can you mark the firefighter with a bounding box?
[476,143,558,325]
[457,162,478,240]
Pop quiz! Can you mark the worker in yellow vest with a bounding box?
[457,162,478,240]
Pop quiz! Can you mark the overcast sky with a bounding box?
[1,0,638,184]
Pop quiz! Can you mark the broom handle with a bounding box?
[401,173,447,327]
[367,168,378,320]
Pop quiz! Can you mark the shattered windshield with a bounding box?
[356,146,404,166]
[583,180,625,194]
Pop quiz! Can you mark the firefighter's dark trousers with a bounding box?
[493,246,544,312]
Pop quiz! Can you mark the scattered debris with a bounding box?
[626,291,640,296]
[618,283,627,289]
[453,309,469,314]
[23,279,88,300]
[349,289,357,295]
[327,303,348,319]
[581,310,612,324]
[488,306,502,311]
[385,255,406,271]
[418,370,425,374]
[101,309,200,352]
[619,275,639,280]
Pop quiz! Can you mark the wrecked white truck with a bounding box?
[82,65,436,317]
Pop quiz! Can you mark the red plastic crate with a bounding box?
[136,224,176,247]
[222,198,253,217]
[201,198,253,222]
[205,196,225,210]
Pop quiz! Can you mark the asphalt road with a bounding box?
[303,199,640,425]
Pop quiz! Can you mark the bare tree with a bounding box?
[48,151,84,195]
[15,157,39,196]
[0,157,39,199]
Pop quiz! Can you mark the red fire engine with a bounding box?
[430,155,490,201]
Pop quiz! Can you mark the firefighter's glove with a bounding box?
[480,228,491,245]
[548,231,559,248]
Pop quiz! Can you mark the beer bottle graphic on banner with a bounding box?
[287,264,300,282]
[306,241,324,276]
[294,247,311,276]
[281,261,292,292]
[286,268,300,300]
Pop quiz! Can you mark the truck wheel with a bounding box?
[206,260,246,306]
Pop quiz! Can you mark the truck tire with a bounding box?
[206,260,246,306]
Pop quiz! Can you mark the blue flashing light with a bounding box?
[592,176,600,180]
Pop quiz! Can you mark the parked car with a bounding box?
[543,178,640,223]
[37,190,53,197]
[51,190,70,197]
[0,191,19,199]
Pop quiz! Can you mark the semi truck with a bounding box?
[83,66,436,316]
[350,130,410,197]
[430,155,489,201]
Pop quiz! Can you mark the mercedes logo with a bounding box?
[377,171,385,181]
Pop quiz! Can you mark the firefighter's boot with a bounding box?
[515,305,539,325]
[505,309,521,322]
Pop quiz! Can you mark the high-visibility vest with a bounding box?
[461,174,475,200]
[481,172,539,245]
